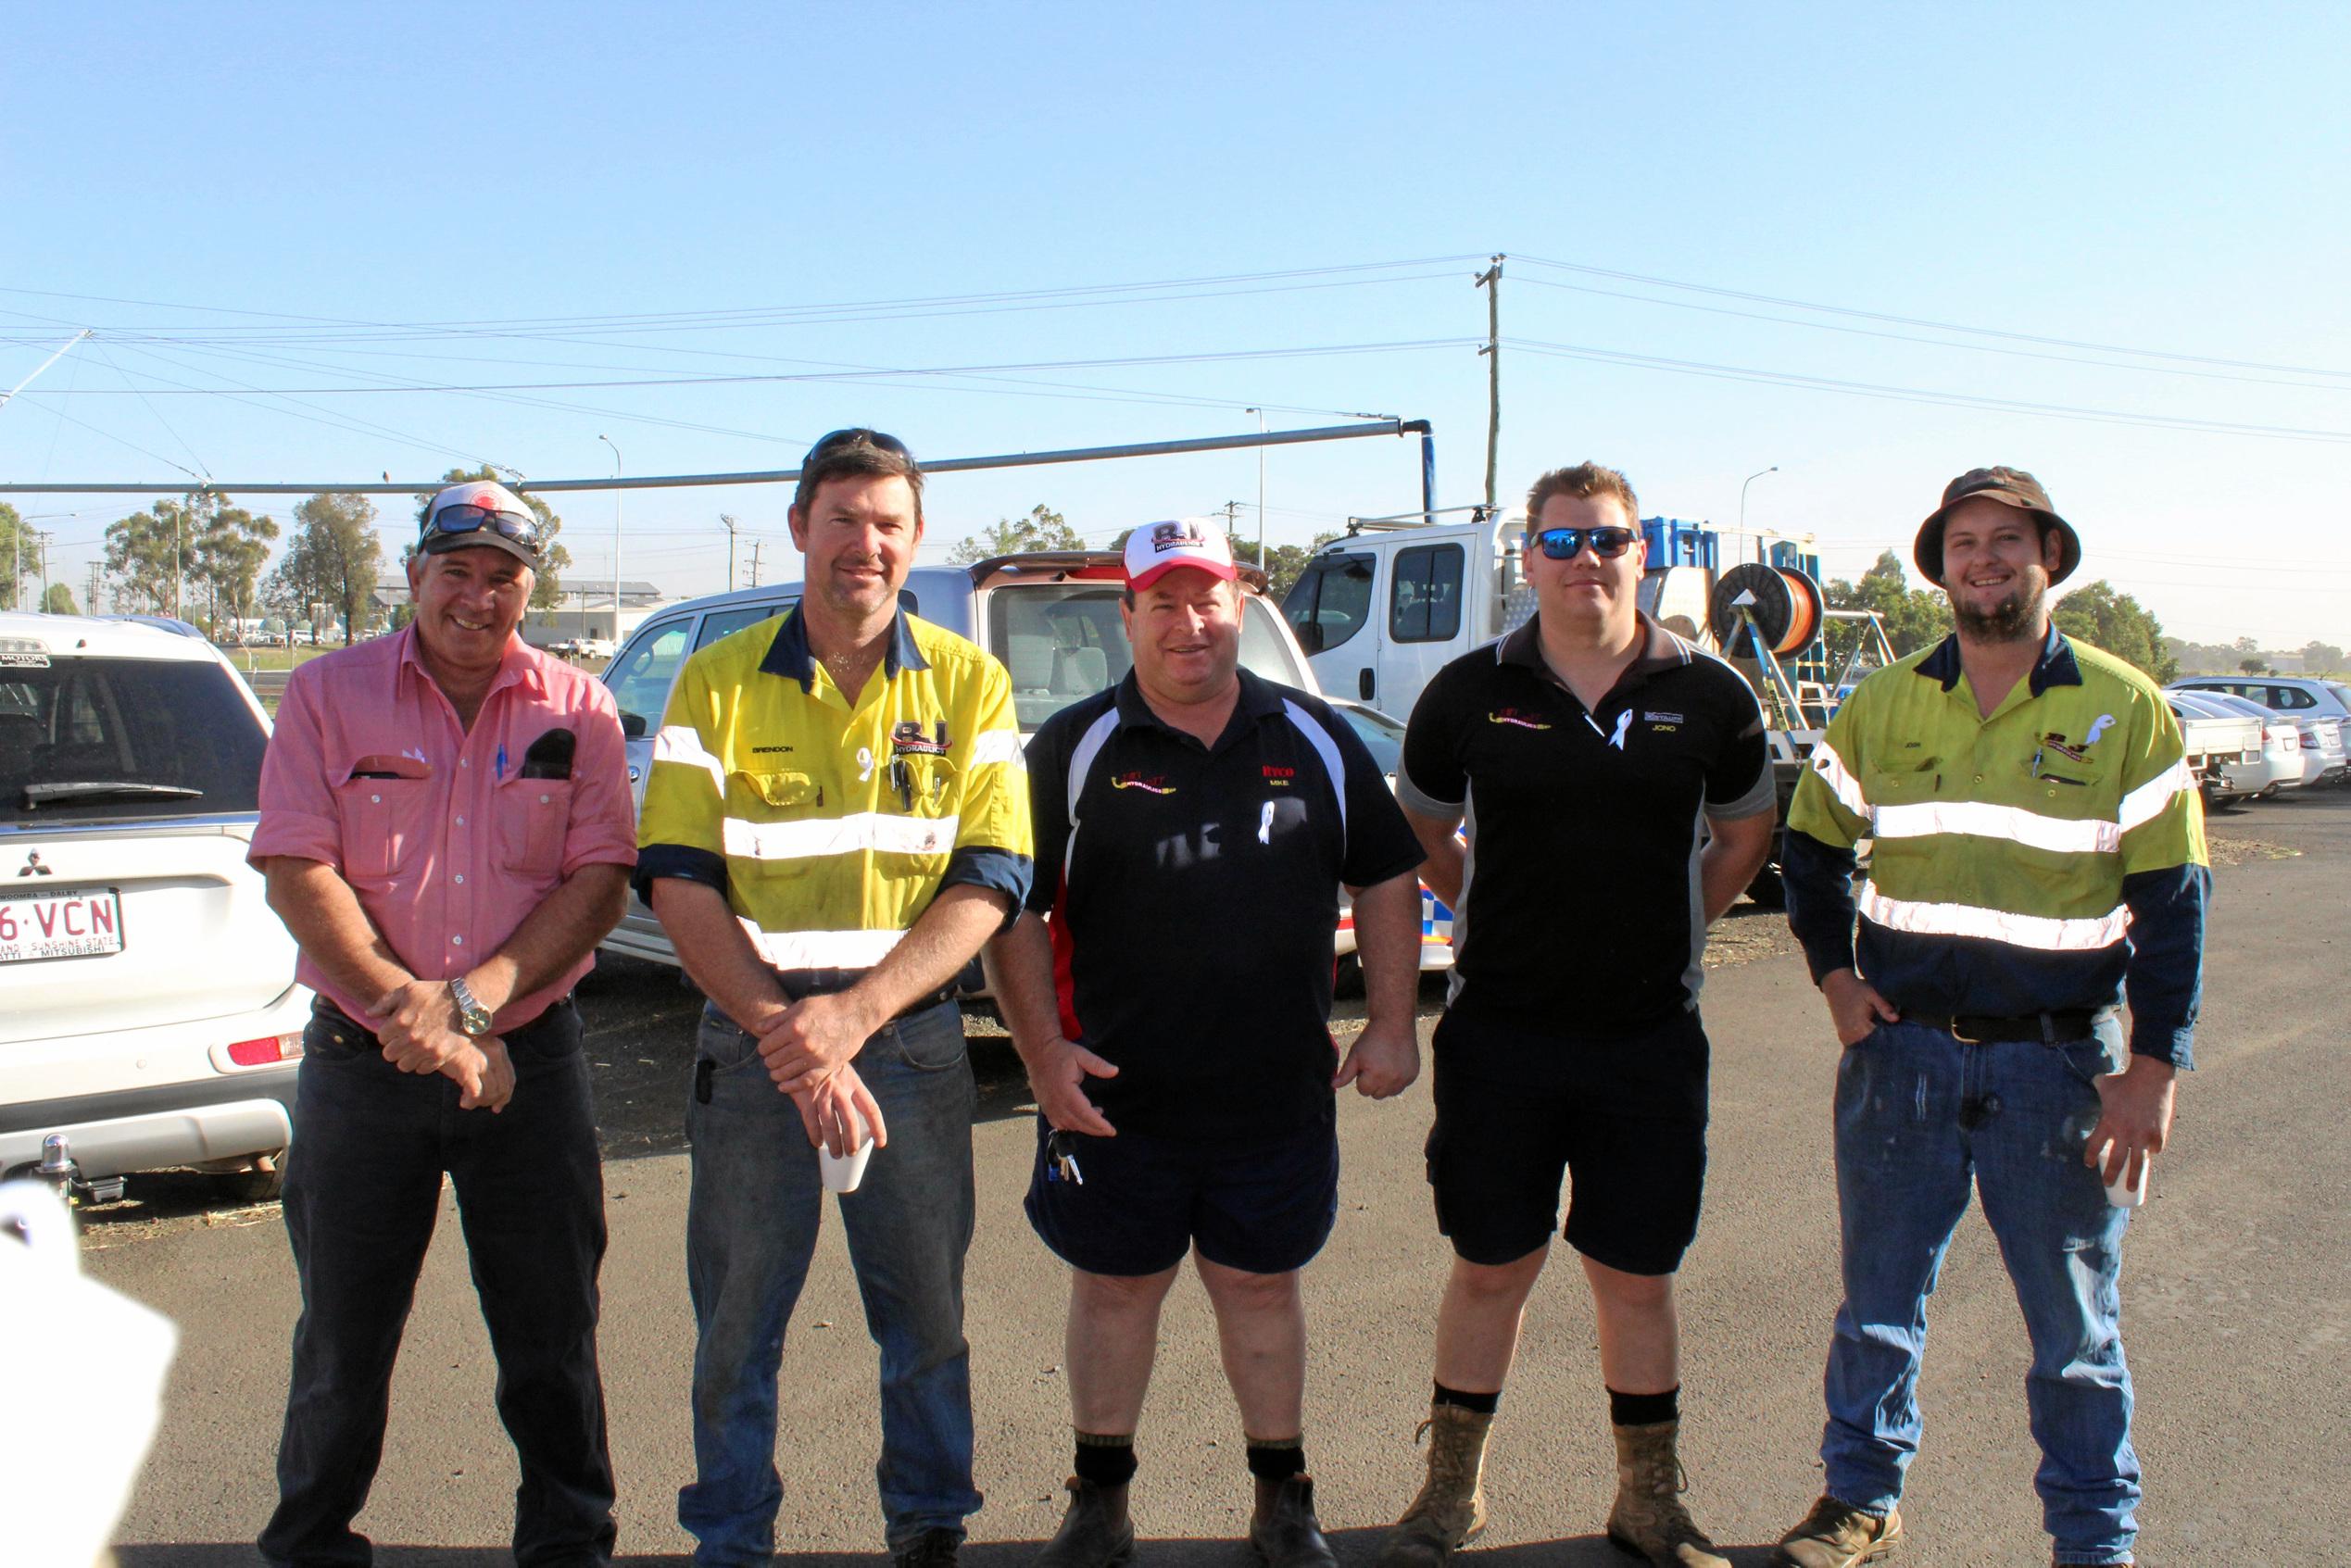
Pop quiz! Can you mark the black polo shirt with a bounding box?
[1025,667,1424,1140]
[1398,612,1772,1055]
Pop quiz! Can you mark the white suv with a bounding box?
[0,612,308,1201]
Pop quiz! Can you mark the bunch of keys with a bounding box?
[1046,1128,1085,1185]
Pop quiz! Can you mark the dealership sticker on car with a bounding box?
[0,885,126,963]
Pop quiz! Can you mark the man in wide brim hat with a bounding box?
[1911,465,2081,587]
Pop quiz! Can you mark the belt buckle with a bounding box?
[1948,1017,1988,1046]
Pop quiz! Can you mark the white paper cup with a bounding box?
[2104,1155,2149,1209]
[819,1112,874,1194]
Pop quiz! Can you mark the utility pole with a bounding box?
[721,513,740,594]
[1221,499,1243,554]
[597,435,623,642]
[1247,408,1267,570]
[35,530,53,612]
[748,540,762,588]
[87,562,100,615]
[1475,255,1505,512]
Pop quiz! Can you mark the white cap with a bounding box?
[1123,518,1238,592]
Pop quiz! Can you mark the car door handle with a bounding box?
[1359,669,1375,700]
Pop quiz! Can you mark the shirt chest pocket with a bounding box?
[725,770,826,871]
[496,776,573,876]
[333,776,431,884]
[893,751,960,816]
[1863,756,1942,813]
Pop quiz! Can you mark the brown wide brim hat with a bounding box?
[1914,466,2081,587]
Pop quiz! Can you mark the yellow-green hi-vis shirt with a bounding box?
[634,605,1033,976]
[1783,627,2208,1063]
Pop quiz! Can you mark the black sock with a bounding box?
[1607,1386,1679,1427]
[1246,1439,1306,1482]
[1074,1432,1137,1487]
[1433,1381,1501,1415]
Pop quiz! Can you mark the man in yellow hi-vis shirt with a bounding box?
[1771,468,2206,1568]
[635,429,1031,1568]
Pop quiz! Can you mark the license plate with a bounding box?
[0,886,126,963]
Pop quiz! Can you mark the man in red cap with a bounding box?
[251,479,638,1566]
[990,520,1427,1568]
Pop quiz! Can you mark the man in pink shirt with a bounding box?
[250,479,636,1568]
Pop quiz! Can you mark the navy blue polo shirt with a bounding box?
[1024,668,1425,1140]
[1398,613,1773,1054]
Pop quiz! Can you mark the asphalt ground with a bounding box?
[76,785,2351,1567]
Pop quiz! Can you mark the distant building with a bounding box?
[525,582,671,649]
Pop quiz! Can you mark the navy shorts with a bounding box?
[1024,1112,1340,1277]
[1426,1008,1709,1276]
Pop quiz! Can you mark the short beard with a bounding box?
[1952,578,2044,643]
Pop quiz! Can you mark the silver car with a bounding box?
[2169,679,2346,785]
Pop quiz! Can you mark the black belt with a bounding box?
[772,967,960,1019]
[1905,1009,2100,1045]
[313,992,578,1048]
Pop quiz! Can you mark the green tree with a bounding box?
[1821,550,1951,661]
[1260,534,1342,601]
[2299,641,2344,676]
[104,495,216,617]
[41,583,78,615]
[2240,657,2268,675]
[414,468,572,608]
[195,502,278,634]
[285,493,385,645]
[948,504,1086,564]
[0,501,28,610]
[2052,580,2178,683]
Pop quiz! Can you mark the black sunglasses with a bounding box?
[803,427,913,467]
[423,501,543,551]
[1532,525,1638,560]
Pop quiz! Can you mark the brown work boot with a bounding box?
[1372,1405,1492,1568]
[1770,1494,1902,1568]
[1250,1474,1339,1568]
[1603,1420,1728,1568]
[1033,1476,1136,1568]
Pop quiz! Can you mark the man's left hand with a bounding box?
[759,991,882,1096]
[2085,1053,2177,1191]
[1333,1019,1420,1099]
[369,980,472,1073]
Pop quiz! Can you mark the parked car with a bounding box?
[2161,691,2265,805]
[2179,690,2304,797]
[597,552,1446,976]
[2169,680,2345,785]
[0,612,308,1202]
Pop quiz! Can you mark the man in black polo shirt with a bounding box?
[1377,464,1775,1568]
[988,520,1426,1568]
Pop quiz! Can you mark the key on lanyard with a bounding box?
[1048,1129,1084,1185]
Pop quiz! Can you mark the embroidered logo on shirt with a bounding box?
[1111,771,1176,795]
[2039,732,2092,765]
[1262,764,1294,786]
[1487,708,1553,730]
[1644,711,1684,724]
[891,720,950,757]
[2084,713,2116,746]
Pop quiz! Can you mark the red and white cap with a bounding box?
[1123,518,1238,591]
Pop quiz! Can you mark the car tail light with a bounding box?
[221,1032,305,1068]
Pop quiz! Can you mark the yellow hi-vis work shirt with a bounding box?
[1783,627,2208,1063]
[633,605,1032,976]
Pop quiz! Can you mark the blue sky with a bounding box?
[5,0,2347,646]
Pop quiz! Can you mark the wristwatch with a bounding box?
[447,976,494,1038]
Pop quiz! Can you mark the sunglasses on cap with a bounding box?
[803,427,912,466]
[423,500,544,551]
[1532,525,1637,560]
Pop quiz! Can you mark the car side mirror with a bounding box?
[621,712,647,739]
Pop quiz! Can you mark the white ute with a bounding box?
[0,613,308,1201]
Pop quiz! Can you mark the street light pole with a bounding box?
[1739,466,1779,558]
[597,434,622,641]
[1248,408,1266,570]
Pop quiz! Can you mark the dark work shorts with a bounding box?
[1425,1008,1709,1276]
[1024,1111,1340,1277]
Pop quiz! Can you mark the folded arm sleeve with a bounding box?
[1021,709,1076,918]
[939,656,1034,925]
[248,665,346,871]
[633,651,730,906]
[1396,667,1468,820]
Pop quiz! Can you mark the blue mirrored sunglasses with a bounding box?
[1533,525,1637,560]
[803,427,912,467]
[424,501,543,551]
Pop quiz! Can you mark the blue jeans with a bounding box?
[678,999,980,1564]
[1820,1016,2139,1565]
[262,999,614,1568]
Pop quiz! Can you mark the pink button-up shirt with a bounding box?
[251,626,637,1032]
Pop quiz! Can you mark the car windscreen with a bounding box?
[988,584,1309,732]
[0,659,266,825]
